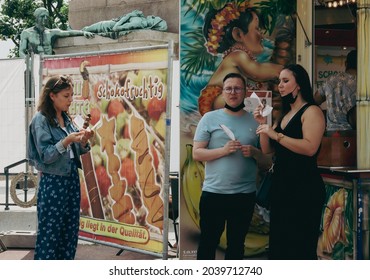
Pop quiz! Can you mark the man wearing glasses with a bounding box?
[19,7,94,57]
[193,72,267,259]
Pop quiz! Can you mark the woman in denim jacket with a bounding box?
[28,75,94,260]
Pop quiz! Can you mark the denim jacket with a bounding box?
[27,111,90,176]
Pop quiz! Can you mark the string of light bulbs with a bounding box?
[325,0,356,8]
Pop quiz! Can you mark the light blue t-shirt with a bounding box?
[194,109,259,194]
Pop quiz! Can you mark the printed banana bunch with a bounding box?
[181,144,205,227]
[219,230,269,257]
[317,188,348,255]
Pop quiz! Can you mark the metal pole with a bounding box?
[357,0,370,168]
[25,54,31,173]
[161,41,175,259]
[4,167,9,210]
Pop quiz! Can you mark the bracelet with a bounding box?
[276,132,285,143]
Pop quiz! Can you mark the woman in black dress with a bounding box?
[254,64,326,259]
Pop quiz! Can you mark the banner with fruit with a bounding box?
[180,0,297,259]
[43,46,170,256]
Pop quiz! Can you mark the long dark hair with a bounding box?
[37,75,72,126]
[203,7,258,53]
[281,64,315,115]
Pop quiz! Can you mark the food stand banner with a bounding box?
[43,46,170,257]
[179,0,297,259]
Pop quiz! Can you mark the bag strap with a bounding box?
[267,154,276,173]
[268,162,274,173]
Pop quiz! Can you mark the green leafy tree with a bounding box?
[0,0,69,57]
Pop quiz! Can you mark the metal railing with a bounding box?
[2,159,34,210]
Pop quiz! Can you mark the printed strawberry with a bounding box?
[107,99,125,119]
[95,165,111,197]
[80,181,90,215]
[119,157,137,186]
[89,106,101,126]
[147,97,166,121]
[122,124,130,139]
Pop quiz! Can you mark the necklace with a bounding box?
[223,44,256,61]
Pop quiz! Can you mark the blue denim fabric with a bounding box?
[27,111,90,176]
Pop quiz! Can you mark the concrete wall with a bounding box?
[0,209,37,248]
[0,210,37,232]
[68,0,179,33]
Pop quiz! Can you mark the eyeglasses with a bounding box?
[51,75,72,91]
[223,87,245,94]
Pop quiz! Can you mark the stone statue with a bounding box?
[19,7,95,57]
[81,10,167,39]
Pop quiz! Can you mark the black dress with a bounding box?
[269,104,326,260]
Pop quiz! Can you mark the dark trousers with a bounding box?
[197,191,255,260]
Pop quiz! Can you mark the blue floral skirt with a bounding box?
[34,160,81,260]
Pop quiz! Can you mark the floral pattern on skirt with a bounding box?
[34,160,81,260]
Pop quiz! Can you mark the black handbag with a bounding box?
[256,163,274,209]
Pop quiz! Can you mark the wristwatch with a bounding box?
[276,132,285,143]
